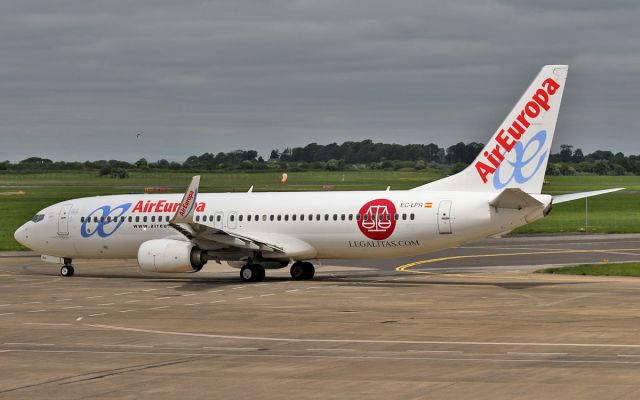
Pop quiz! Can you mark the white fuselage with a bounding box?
[14,190,551,261]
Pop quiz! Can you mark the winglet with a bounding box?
[171,175,200,224]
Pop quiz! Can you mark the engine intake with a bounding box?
[137,239,206,273]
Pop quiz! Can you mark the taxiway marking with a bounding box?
[8,348,640,365]
[86,323,640,348]
[396,248,640,275]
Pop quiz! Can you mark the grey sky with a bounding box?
[1,0,639,163]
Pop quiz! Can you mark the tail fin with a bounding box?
[413,65,568,193]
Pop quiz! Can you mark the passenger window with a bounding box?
[300,215,304,221]
[166,216,170,222]
[402,214,407,220]
[100,217,105,222]
[247,215,252,222]
[364,214,369,221]
[143,216,147,222]
[136,216,140,222]
[152,216,156,222]
[255,215,259,221]
[239,215,243,222]
[195,215,199,222]
[348,214,353,221]
[230,215,235,222]
[410,213,415,220]
[270,215,274,221]
[394,213,399,221]
[324,214,329,221]
[316,214,320,221]
[128,216,132,223]
[94,216,98,223]
[333,214,337,221]
[293,214,297,221]
[80,217,85,223]
[262,215,267,221]
[356,214,361,221]
[341,214,345,221]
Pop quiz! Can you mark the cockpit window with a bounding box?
[31,214,45,223]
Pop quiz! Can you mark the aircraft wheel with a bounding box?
[240,265,254,282]
[301,262,315,280]
[252,264,265,282]
[290,262,305,280]
[60,265,74,277]
[240,264,265,282]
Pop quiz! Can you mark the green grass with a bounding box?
[536,262,640,277]
[1,171,638,251]
[512,176,640,234]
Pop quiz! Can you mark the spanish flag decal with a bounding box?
[424,202,433,208]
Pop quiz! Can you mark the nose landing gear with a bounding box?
[60,258,74,277]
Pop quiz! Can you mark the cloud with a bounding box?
[0,0,639,162]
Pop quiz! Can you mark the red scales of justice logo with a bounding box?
[357,199,397,240]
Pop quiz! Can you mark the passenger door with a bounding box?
[57,204,73,236]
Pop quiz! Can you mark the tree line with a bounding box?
[1,140,639,176]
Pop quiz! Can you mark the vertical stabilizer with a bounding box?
[413,65,568,193]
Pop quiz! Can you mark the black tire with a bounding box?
[61,265,74,277]
[302,262,315,280]
[290,262,305,280]
[252,264,266,282]
[240,265,254,282]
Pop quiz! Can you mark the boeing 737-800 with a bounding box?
[13,65,622,282]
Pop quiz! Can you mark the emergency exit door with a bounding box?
[438,200,452,234]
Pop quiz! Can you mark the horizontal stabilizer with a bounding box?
[489,188,544,210]
[553,188,624,204]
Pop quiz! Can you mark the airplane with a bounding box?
[13,65,623,282]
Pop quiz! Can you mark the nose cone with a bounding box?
[14,223,30,248]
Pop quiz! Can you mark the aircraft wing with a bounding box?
[168,176,316,258]
[553,188,624,204]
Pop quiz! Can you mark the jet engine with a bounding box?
[137,239,206,273]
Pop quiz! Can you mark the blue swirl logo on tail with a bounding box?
[81,203,131,238]
[493,130,548,190]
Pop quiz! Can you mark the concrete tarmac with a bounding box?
[2,234,640,399]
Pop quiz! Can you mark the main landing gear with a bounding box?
[60,258,75,277]
[240,264,266,283]
[239,261,315,282]
[290,261,314,280]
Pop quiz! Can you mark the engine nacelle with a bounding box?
[137,239,206,273]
